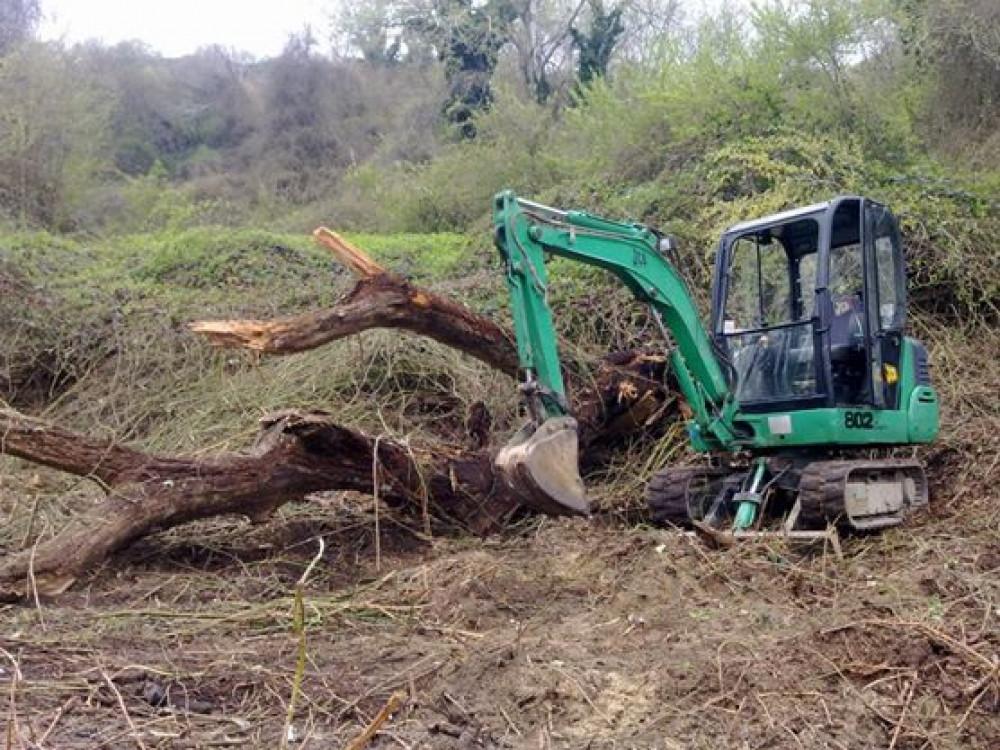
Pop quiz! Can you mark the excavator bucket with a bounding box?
[495,416,589,516]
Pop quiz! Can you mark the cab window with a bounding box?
[869,204,906,330]
[724,219,819,332]
[722,218,820,405]
[725,235,788,330]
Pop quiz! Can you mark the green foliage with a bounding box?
[697,132,868,217]
[0,1,993,319]
[346,231,475,278]
[0,42,112,230]
[378,2,997,321]
[2,226,473,306]
[127,228,321,290]
[110,173,227,234]
[0,0,992,242]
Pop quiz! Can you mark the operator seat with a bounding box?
[829,292,867,404]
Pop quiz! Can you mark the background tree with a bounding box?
[504,0,586,104]
[895,0,1000,154]
[570,0,625,85]
[255,29,350,201]
[0,0,992,233]
[0,42,110,228]
[0,0,40,54]
[336,0,405,64]
[406,0,517,138]
[614,0,682,65]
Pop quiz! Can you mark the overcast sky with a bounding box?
[38,1,730,59]
[39,0,335,58]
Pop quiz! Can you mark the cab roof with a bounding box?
[722,196,869,237]
[723,201,831,236]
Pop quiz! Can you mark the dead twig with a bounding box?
[27,537,45,631]
[957,681,994,730]
[2,647,22,750]
[279,537,325,750]
[38,695,78,747]
[100,669,147,750]
[888,675,917,750]
[344,691,406,750]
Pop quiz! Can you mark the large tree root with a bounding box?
[0,230,679,600]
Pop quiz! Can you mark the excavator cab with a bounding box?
[711,197,910,414]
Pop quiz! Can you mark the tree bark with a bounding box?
[189,228,678,450]
[0,408,520,600]
[189,228,520,376]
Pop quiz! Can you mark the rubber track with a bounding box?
[645,466,723,527]
[796,458,926,529]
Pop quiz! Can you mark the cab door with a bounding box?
[862,200,907,409]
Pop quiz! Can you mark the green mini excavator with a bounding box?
[493,190,939,531]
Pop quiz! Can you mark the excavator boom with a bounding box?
[493,190,736,514]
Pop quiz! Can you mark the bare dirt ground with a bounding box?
[2,452,998,749]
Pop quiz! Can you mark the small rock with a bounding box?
[142,680,167,708]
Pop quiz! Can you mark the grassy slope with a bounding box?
[0,222,998,748]
[0,228,513,447]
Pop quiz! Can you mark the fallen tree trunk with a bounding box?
[191,228,677,451]
[0,408,520,600]
[0,230,679,600]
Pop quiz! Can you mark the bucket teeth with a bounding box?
[495,417,589,516]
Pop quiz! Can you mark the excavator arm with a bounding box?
[493,190,740,514]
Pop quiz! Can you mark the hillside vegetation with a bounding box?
[0,0,998,747]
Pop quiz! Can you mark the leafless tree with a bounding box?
[0,0,40,54]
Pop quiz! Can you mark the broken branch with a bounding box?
[1,235,682,600]
[190,230,519,375]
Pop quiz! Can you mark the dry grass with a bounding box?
[1,320,997,748]
[0,492,997,748]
